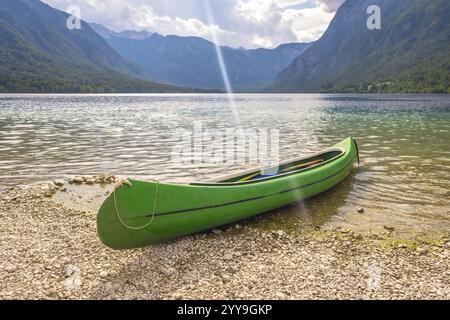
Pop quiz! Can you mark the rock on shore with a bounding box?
[0,185,449,300]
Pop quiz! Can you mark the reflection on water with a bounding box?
[0,94,449,235]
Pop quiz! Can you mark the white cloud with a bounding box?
[284,6,336,42]
[42,0,344,48]
[232,0,337,46]
[315,0,345,13]
[44,0,231,39]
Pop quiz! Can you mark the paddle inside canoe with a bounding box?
[236,159,325,182]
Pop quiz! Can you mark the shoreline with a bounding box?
[0,180,449,299]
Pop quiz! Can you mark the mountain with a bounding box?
[91,24,311,91]
[0,0,191,93]
[269,0,450,93]
[90,23,153,40]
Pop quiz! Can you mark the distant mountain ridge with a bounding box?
[269,0,450,93]
[0,0,193,93]
[7,0,445,94]
[91,23,311,91]
[90,23,153,40]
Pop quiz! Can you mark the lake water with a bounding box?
[0,94,449,235]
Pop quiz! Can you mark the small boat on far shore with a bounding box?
[97,137,359,249]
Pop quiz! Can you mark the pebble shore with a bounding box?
[0,179,449,300]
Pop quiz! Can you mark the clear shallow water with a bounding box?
[1,94,449,235]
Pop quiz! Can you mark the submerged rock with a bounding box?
[53,180,65,187]
[70,177,84,184]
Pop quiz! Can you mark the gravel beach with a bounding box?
[0,182,449,300]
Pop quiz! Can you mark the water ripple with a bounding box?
[0,93,449,234]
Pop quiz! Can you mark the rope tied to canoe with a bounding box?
[113,177,159,230]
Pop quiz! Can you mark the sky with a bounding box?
[42,0,345,48]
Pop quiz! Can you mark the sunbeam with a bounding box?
[202,0,241,126]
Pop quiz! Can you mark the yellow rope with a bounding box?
[113,178,159,230]
[239,171,260,182]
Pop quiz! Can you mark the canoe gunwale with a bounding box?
[191,147,346,186]
[127,156,356,219]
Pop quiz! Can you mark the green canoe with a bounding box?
[97,137,359,249]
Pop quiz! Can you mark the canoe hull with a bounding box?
[97,137,358,249]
